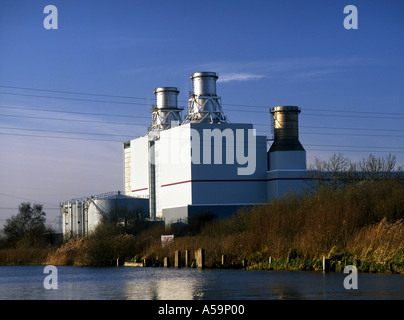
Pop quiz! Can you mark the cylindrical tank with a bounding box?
[191,72,218,96]
[154,87,179,109]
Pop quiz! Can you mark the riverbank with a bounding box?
[1,247,401,274]
[2,224,402,274]
[1,179,403,273]
[136,179,404,273]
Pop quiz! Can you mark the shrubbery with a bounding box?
[140,178,404,271]
[3,154,404,271]
[45,177,404,271]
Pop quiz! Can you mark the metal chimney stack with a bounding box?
[148,87,182,133]
[269,106,304,152]
[183,72,227,123]
[268,106,306,170]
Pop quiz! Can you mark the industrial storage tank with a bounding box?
[60,192,149,239]
[61,199,87,239]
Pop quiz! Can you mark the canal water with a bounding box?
[0,266,403,300]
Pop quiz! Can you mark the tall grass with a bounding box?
[348,218,404,271]
[43,178,404,271]
[0,248,49,265]
[141,179,404,271]
[46,238,87,266]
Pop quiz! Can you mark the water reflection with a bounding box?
[273,285,302,300]
[146,278,198,300]
[0,266,403,300]
[124,269,205,300]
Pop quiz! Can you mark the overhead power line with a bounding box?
[307,143,404,150]
[0,112,147,126]
[0,105,150,119]
[301,131,403,138]
[0,122,402,140]
[1,128,403,153]
[0,125,136,138]
[0,85,150,101]
[0,192,58,206]
[300,125,404,133]
[0,91,151,106]
[1,102,403,135]
[0,85,403,155]
[304,108,404,116]
[1,107,404,129]
[0,131,124,142]
[0,207,60,210]
[306,148,404,154]
[1,84,404,116]
[0,89,401,119]
[302,113,404,120]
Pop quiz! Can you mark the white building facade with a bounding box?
[123,72,308,225]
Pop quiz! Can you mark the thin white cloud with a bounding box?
[217,73,266,83]
[194,56,368,83]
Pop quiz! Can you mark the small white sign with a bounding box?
[161,234,174,246]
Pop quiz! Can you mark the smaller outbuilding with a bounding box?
[60,191,149,239]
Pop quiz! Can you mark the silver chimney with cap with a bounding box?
[183,72,228,123]
[147,87,183,219]
[268,106,306,170]
[148,87,183,133]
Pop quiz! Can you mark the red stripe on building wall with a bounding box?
[131,187,148,192]
[160,180,192,187]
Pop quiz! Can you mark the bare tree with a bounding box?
[307,153,402,189]
[308,153,351,189]
[357,154,398,179]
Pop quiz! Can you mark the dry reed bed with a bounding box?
[141,179,404,271]
[0,248,49,265]
[5,179,403,272]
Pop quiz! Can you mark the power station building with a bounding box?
[123,72,307,225]
[61,71,308,238]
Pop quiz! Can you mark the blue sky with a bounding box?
[0,0,403,228]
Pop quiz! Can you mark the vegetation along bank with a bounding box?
[1,155,403,273]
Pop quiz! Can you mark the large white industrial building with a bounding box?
[124,72,307,225]
[61,71,308,238]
